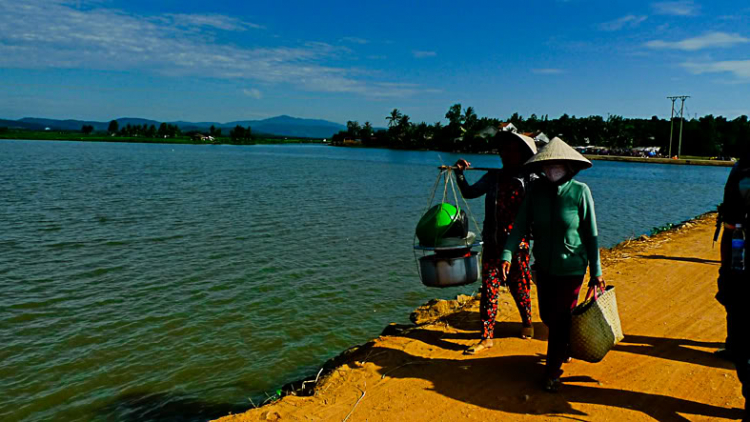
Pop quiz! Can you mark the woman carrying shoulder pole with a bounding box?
[501,137,605,392]
[454,131,538,355]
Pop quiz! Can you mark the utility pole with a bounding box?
[667,95,690,157]
[667,97,676,158]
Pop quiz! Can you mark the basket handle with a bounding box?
[584,285,605,302]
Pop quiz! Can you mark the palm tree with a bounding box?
[387,109,403,128]
[463,106,478,131]
[362,121,373,138]
[397,114,411,132]
[445,103,463,127]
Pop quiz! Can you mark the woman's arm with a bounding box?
[455,169,492,199]
[581,185,603,279]
[500,193,531,279]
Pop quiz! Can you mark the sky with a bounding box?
[1,0,750,126]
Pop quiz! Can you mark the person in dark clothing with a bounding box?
[717,158,750,418]
[454,131,538,355]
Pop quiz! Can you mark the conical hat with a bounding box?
[497,131,537,157]
[524,137,592,169]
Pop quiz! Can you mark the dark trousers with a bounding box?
[718,268,749,413]
[727,301,750,415]
[726,299,750,409]
[535,270,585,378]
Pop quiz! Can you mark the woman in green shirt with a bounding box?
[501,137,605,392]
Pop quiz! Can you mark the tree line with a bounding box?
[332,104,750,158]
[104,120,182,139]
[85,121,254,144]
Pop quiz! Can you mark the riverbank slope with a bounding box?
[215,213,745,422]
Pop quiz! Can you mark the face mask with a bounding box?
[543,164,567,183]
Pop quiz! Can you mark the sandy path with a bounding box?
[215,214,745,422]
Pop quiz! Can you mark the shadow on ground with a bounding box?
[352,344,743,422]
[636,255,721,265]
[364,315,742,421]
[614,334,732,370]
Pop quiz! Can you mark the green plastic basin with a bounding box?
[416,203,462,246]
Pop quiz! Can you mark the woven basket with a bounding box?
[569,285,624,363]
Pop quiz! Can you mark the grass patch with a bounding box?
[0,131,325,145]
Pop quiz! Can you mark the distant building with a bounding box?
[476,122,519,140]
[190,134,215,142]
[499,122,517,133]
[476,126,498,139]
[522,130,550,148]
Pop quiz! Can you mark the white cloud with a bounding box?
[651,1,700,16]
[598,15,648,31]
[681,60,750,80]
[243,88,263,99]
[341,37,368,44]
[531,68,565,74]
[412,50,437,58]
[645,32,749,50]
[0,0,434,98]
[163,14,263,31]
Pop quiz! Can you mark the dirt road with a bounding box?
[215,214,745,422]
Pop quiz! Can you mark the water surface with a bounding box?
[0,140,730,421]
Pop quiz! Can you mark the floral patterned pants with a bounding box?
[480,250,533,339]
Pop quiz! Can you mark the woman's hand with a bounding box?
[455,159,471,171]
[588,275,606,290]
[500,261,511,281]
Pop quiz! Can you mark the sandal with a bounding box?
[464,340,492,355]
[521,325,534,339]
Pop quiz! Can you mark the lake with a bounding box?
[0,140,731,421]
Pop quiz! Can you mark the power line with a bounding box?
[667,95,690,157]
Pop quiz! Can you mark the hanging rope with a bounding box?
[415,167,483,249]
[414,168,449,275]
[441,170,450,205]
[446,169,482,237]
[447,168,484,266]
[414,166,487,283]
[422,170,444,215]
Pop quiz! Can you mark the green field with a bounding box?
[0,130,324,145]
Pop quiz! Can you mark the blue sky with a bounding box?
[1,0,749,126]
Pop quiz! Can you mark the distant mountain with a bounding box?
[18,118,109,131]
[226,115,344,129]
[217,115,345,138]
[0,119,47,130]
[4,115,347,139]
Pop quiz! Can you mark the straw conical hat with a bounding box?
[497,131,537,157]
[524,136,592,169]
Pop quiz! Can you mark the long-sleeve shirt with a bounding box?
[722,160,750,227]
[455,169,529,254]
[720,159,750,268]
[501,178,602,277]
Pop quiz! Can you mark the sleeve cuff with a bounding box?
[501,250,513,262]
